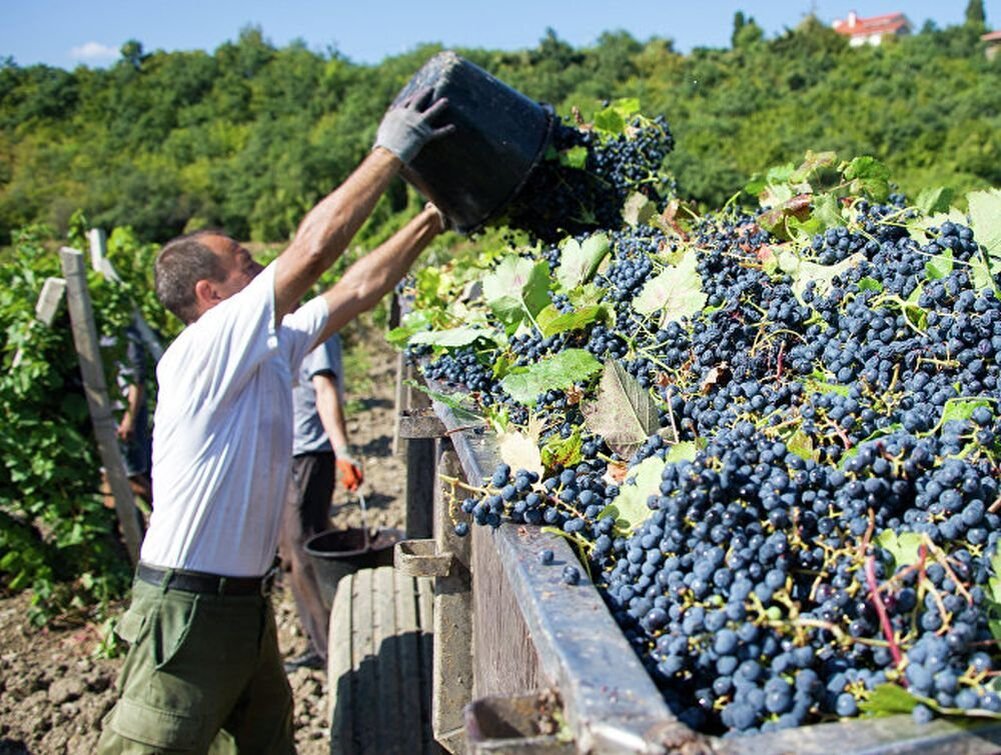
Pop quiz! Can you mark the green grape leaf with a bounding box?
[599,455,666,533]
[990,620,1001,643]
[500,349,601,406]
[759,246,781,276]
[810,192,846,232]
[537,304,605,338]
[593,98,640,135]
[408,326,493,348]
[859,684,919,717]
[492,352,514,380]
[405,381,483,424]
[990,545,1001,590]
[414,266,444,303]
[915,186,955,215]
[786,427,817,463]
[632,251,707,326]
[988,545,1001,641]
[804,376,851,397]
[623,192,656,228]
[559,145,588,170]
[939,397,992,427]
[582,360,660,459]
[557,233,610,290]
[857,277,883,292]
[969,189,1001,260]
[567,282,606,308]
[862,682,1001,721]
[757,182,795,210]
[483,257,551,330]
[386,309,434,346]
[664,441,698,464]
[903,287,929,331]
[875,530,924,569]
[790,253,865,305]
[790,150,838,184]
[746,162,799,205]
[758,194,813,240]
[841,156,890,202]
[541,427,583,470]
[925,249,954,280]
[970,251,996,292]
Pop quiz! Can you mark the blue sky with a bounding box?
[3,1,999,69]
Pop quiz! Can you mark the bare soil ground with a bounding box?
[0,336,406,754]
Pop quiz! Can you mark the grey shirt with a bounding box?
[292,333,343,456]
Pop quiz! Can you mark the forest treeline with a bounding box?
[1,14,999,247]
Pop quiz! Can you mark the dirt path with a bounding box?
[0,335,406,754]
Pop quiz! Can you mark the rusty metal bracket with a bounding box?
[395,538,454,578]
[399,408,447,439]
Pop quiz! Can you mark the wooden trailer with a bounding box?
[325,359,1001,754]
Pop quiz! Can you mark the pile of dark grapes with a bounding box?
[405,108,1001,736]
[502,115,675,242]
[414,203,1001,736]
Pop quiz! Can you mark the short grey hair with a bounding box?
[154,230,227,324]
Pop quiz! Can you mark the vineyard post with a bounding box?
[60,246,144,564]
[88,227,164,362]
[11,278,67,369]
[391,294,404,456]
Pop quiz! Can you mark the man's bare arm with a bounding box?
[312,373,350,453]
[272,148,401,322]
[311,205,442,345]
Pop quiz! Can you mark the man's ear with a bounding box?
[193,278,219,311]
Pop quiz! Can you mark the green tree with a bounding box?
[965,0,986,29]
[733,15,764,48]
[120,39,145,71]
[732,11,747,47]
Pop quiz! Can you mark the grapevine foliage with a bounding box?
[394,105,1001,735]
[0,215,177,624]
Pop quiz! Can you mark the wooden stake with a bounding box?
[60,247,143,564]
[87,227,164,362]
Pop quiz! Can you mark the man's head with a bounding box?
[155,231,263,324]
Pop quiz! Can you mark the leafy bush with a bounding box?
[0,219,170,623]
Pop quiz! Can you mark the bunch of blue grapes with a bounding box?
[503,115,675,242]
[423,347,494,394]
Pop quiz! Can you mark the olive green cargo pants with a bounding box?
[97,577,295,754]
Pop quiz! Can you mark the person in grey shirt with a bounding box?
[279,332,363,671]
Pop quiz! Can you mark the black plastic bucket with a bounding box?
[391,51,555,234]
[304,527,403,610]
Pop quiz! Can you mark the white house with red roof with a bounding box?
[832,10,913,46]
[983,30,1001,60]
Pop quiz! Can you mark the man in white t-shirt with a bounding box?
[98,88,453,754]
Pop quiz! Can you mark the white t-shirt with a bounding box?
[141,262,328,576]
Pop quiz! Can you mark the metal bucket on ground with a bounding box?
[391,50,555,234]
[305,526,403,611]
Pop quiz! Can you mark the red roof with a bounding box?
[982,30,1001,42]
[832,11,911,38]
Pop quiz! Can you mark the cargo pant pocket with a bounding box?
[114,605,147,645]
[106,697,204,750]
[152,594,200,671]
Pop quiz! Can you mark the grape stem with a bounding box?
[865,554,904,671]
[440,473,491,496]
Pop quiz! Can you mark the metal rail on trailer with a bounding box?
[393,380,1001,754]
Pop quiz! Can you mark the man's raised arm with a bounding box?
[273,89,452,322]
[312,204,444,345]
